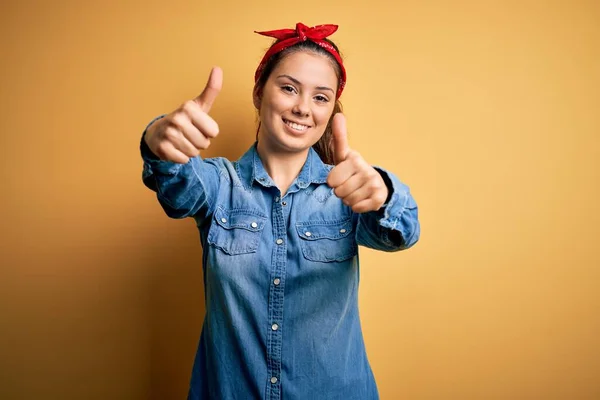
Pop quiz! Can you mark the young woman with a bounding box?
[140,22,420,400]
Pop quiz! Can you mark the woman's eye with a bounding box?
[315,95,329,103]
[281,85,296,93]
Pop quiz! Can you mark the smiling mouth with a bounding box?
[283,118,310,132]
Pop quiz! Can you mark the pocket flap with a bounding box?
[295,218,353,240]
[214,207,266,232]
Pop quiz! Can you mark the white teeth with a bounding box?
[284,119,309,131]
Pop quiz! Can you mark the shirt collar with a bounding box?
[236,142,331,191]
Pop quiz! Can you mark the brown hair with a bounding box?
[253,39,344,165]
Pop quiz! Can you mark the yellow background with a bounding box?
[1,0,599,398]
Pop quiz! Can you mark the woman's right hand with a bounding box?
[144,67,223,164]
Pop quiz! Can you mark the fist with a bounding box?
[326,113,389,213]
[144,66,223,164]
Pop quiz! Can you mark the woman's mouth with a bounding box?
[283,118,310,132]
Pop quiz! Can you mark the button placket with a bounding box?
[267,190,286,399]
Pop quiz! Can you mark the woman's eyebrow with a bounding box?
[277,74,334,94]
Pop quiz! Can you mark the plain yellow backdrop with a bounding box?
[1,0,599,399]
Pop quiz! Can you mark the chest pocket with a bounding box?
[207,206,267,255]
[295,217,357,262]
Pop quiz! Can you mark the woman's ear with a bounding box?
[252,86,262,110]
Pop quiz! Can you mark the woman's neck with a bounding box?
[256,140,309,196]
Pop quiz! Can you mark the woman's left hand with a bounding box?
[326,113,389,213]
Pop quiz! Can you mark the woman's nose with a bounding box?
[292,96,310,117]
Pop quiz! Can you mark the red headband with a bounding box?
[254,23,347,98]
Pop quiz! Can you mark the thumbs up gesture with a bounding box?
[144,67,223,164]
[326,113,389,213]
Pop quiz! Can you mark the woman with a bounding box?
[140,22,420,400]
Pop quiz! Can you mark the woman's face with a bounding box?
[255,51,338,155]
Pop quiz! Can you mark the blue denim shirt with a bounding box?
[140,119,420,400]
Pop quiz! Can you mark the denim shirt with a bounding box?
[140,119,420,400]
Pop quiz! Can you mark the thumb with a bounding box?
[331,113,350,165]
[194,66,223,113]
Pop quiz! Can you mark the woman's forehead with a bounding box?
[271,52,338,86]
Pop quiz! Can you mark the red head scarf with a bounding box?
[254,23,347,98]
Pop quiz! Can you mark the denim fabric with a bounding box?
[140,118,420,400]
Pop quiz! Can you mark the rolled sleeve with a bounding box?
[355,166,420,251]
[139,115,220,221]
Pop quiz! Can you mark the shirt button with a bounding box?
[221,218,227,223]
[276,239,283,245]
[251,222,258,228]
[305,231,312,237]
[274,196,279,202]
[340,228,346,233]
[282,201,287,206]
[271,323,279,331]
[271,377,278,384]
[273,278,281,286]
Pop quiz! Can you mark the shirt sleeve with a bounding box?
[140,115,220,221]
[355,166,420,252]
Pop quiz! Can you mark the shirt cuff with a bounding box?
[371,166,417,232]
